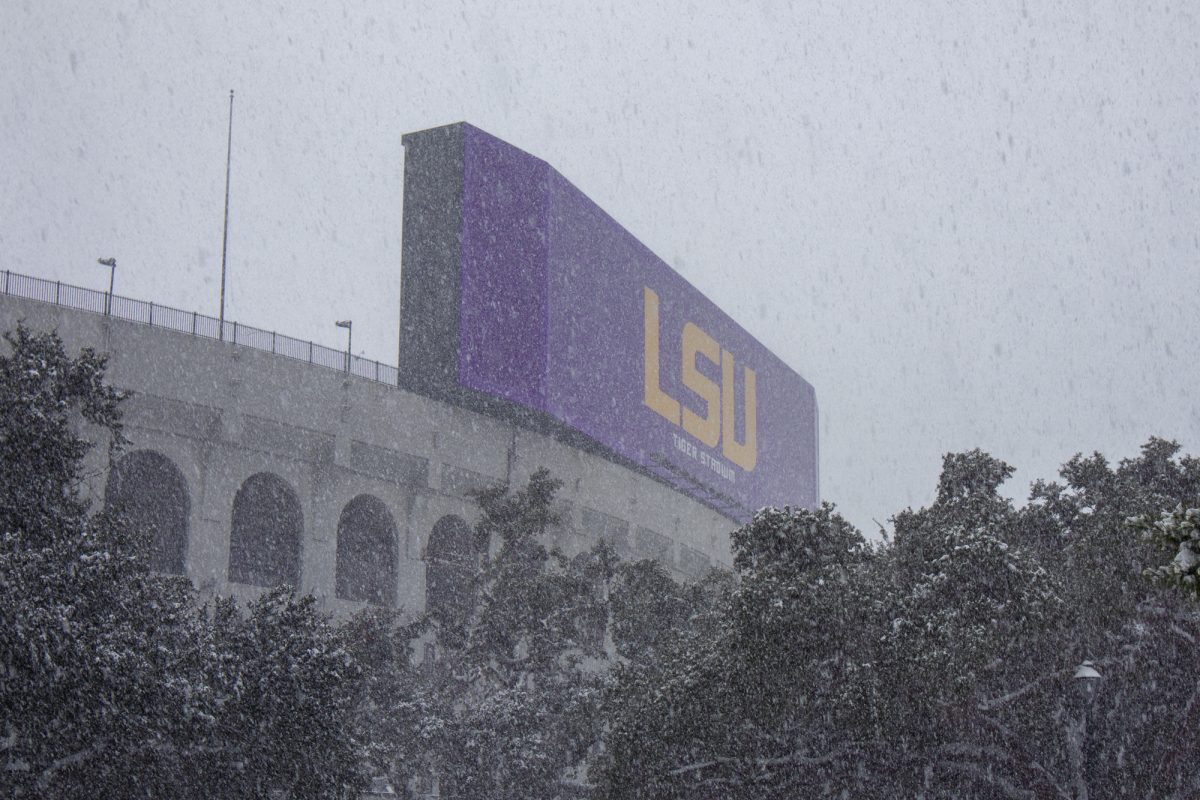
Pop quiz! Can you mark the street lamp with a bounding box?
[1074,660,1102,702]
[97,257,116,316]
[336,320,352,372]
[1068,659,1102,800]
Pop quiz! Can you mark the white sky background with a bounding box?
[2,0,1197,536]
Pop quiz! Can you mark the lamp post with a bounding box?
[97,258,116,315]
[336,320,352,372]
[1068,660,1102,800]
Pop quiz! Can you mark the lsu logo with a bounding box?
[642,287,757,471]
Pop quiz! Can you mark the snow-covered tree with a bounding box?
[596,445,1200,798]
[598,503,880,799]
[0,325,368,798]
[877,450,1068,797]
[342,608,431,797]
[1129,504,1200,597]
[197,590,366,799]
[0,325,207,798]
[417,469,608,800]
[1028,439,1200,796]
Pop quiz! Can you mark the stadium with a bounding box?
[0,122,818,619]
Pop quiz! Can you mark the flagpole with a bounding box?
[219,89,234,341]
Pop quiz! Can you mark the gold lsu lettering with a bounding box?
[642,286,757,471]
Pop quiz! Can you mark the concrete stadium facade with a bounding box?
[0,285,736,618]
[1,123,821,622]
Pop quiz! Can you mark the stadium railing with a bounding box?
[1,269,401,386]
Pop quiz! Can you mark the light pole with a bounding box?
[336,320,352,372]
[97,258,116,315]
[1068,660,1102,800]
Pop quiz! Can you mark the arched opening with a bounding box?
[228,472,302,588]
[335,494,398,606]
[104,449,190,574]
[425,515,474,623]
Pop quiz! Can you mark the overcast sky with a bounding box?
[3,1,1197,535]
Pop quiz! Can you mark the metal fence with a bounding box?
[1,269,401,386]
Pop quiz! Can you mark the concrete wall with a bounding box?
[1,292,738,619]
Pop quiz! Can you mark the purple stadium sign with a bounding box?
[400,123,817,520]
